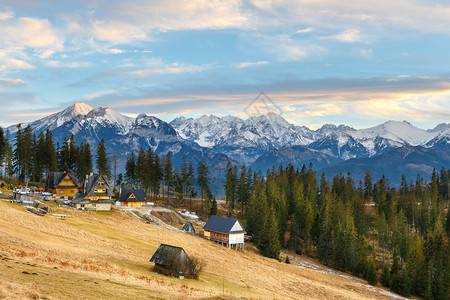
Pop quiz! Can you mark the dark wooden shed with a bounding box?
[149,244,193,276]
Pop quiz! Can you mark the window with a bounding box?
[71,190,75,194]
[97,182,104,186]
[95,189,106,193]
[60,190,64,194]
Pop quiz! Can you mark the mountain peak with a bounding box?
[71,101,94,115]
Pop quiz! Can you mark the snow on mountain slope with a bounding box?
[349,121,434,146]
[170,113,314,151]
[7,101,94,134]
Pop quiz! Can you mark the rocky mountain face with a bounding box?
[7,102,450,186]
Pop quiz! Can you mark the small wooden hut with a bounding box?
[182,221,195,233]
[149,244,193,277]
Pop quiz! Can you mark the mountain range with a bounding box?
[6,102,450,189]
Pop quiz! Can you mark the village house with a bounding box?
[149,244,193,277]
[70,174,113,211]
[202,215,245,249]
[117,189,146,208]
[45,172,79,199]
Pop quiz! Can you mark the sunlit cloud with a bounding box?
[13,111,57,117]
[0,58,34,72]
[322,29,365,43]
[0,78,25,87]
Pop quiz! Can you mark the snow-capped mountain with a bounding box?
[6,103,236,190]
[5,101,449,187]
[170,113,315,164]
[172,114,450,164]
[8,102,94,134]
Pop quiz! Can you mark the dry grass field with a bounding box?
[0,201,405,299]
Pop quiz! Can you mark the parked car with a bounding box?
[42,192,52,196]
[43,196,50,201]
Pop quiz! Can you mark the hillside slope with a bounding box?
[0,202,403,299]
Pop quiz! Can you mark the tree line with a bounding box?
[0,125,111,184]
[232,164,449,299]
[123,148,218,214]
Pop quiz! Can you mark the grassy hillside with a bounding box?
[0,201,404,299]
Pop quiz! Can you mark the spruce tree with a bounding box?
[366,257,378,286]
[96,138,110,176]
[224,162,237,215]
[125,152,137,187]
[163,152,173,204]
[259,205,281,260]
[197,156,209,206]
[210,197,218,216]
[380,264,391,288]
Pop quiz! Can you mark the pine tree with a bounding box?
[380,264,391,288]
[68,135,79,173]
[44,129,58,173]
[317,194,334,265]
[125,152,137,187]
[210,197,218,216]
[259,205,281,260]
[136,148,146,188]
[197,156,209,207]
[406,235,426,296]
[366,257,378,286]
[96,139,110,176]
[77,140,93,179]
[163,152,173,204]
[224,162,237,216]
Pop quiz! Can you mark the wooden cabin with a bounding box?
[202,215,245,249]
[149,244,193,277]
[45,172,79,199]
[117,189,146,208]
[70,174,113,211]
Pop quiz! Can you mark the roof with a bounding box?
[182,221,195,233]
[202,215,245,234]
[70,192,113,204]
[119,189,145,202]
[149,244,189,266]
[82,174,113,197]
[47,172,79,189]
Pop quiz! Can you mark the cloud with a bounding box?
[246,33,326,62]
[360,49,373,58]
[45,60,93,68]
[124,58,209,77]
[322,29,365,43]
[0,78,25,87]
[103,48,127,54]
[236,61,268,68]
[295,27,314,34]
[0,58,34,72]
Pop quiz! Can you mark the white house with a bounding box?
[202,215,245,249]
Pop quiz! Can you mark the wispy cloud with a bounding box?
[235,61,268,68]
[45,60,93,68]
[124,58,209,77]
[0,78,25,87]
[322,29,365,43]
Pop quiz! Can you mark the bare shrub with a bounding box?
[188,256,205,279]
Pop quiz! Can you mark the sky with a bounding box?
[1,0,450,130]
